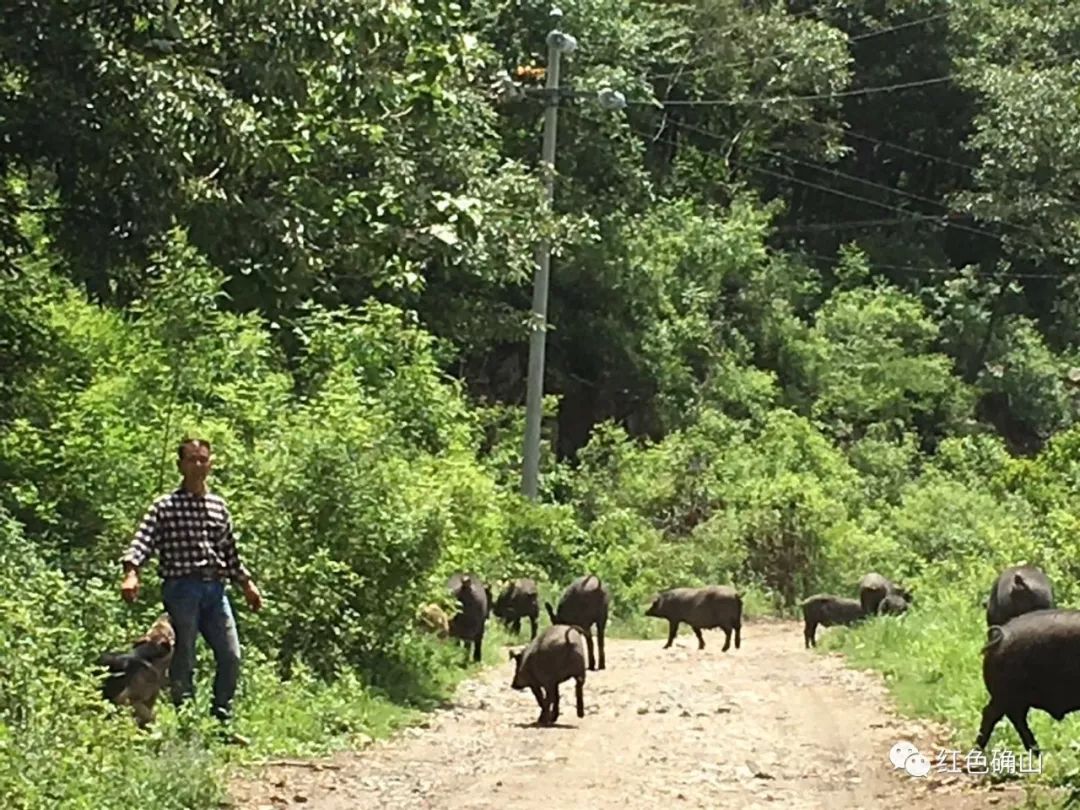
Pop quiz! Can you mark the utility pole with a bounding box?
[520,8,577,500]
[494,9,625,500]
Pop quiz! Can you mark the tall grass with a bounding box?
[820,597,1080,797]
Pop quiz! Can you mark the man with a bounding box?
[120,437,263,732]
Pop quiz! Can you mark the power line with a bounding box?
[675,119,1056,255]
[647,9,952,83]
[849,11,952,43]
[632,47,1080,108]
[648,51,803,84]
[545,73,954,110]
[647,6,827,80]
[750,161,946,219]
[633,100,982,177]
[774,215,943,233]
[755,146,1065,247]
[562,108,1070,281]
[676,119,1073,258]
[758,147,957,211]
[806,121,981,172]
[633,75,955,106]
[613,116,1072,264]
[797,250,1064,280]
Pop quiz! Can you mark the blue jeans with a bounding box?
[162,576,242,722]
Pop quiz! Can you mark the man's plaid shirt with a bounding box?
[122,488,252,585]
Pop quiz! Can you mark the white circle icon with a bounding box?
[889,740,918,769]
[904,752,931,778]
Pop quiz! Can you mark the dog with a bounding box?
[417,603,450,638]
[97,612,175,727]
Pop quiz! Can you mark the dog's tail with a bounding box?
[97,651,135,673]
[97,640,171,685]
[97,651,158,676]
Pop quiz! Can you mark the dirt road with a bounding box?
[229,620,1033,810]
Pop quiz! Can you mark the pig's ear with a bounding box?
[508,649,523,663]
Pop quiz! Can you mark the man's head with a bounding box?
[177,438,212,489]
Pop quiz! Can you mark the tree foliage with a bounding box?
[6,0,1080,804]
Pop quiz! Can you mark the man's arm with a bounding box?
[123,500,161,568]
[119,500,160,602]
[221,507,262,611]
[220,510,251,586]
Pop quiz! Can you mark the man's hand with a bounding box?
[242,580,263,612]
[121,569,140,603]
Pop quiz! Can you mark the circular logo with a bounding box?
[904,752,931,778]
[889,740,918,769]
